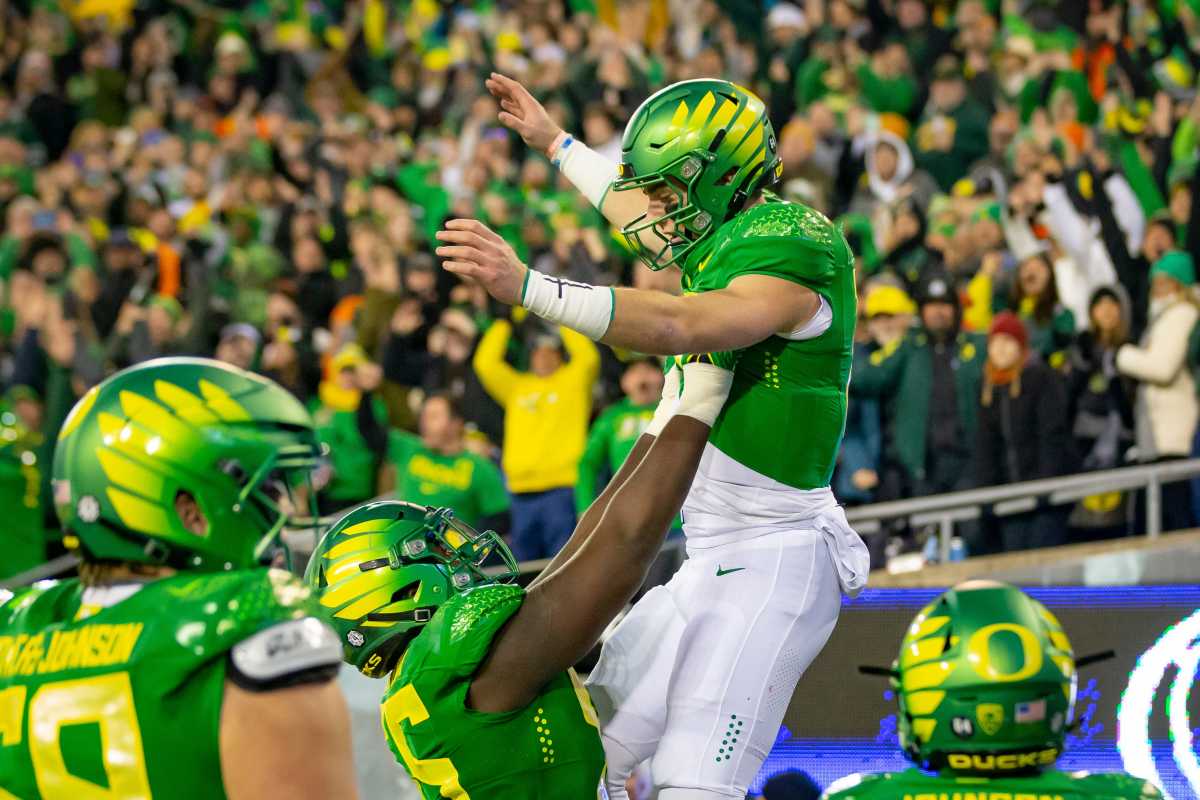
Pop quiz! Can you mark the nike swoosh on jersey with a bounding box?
[715,566,745,576]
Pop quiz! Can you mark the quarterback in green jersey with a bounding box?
[824,580,1162,800]
[435,75,869,798]
[306,357,736,799]
[0,358,359,800]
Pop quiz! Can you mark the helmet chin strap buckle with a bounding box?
[413,608,432,623]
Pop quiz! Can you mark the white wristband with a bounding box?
[520,269,614,340]
[676,362,734,427]
[643,363,681,437]
[553,135,619,209]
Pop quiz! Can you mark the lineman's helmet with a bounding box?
[53,357,323,571]
[305,501,518,677]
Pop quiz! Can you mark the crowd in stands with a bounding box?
[2,0,1200,578]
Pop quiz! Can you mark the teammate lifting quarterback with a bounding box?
[437,73,870,799]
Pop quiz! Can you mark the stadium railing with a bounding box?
[4,459,1200,590]
[844,458,1200,563]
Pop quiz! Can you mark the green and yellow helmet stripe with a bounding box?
[305,501,519,678]
[53,357,321,571]
[612,79,781,271]
[893,581,1078,777]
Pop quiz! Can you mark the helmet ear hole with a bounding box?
[715,165,739,186]
[174,490,209,537]
[391,581,419,604]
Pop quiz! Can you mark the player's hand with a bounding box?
[435,219,528,305]
[484,72,563,154]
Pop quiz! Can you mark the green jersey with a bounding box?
[681,192,856,490]
[381,583,605,799]
[575,398,655,513]
[0,568,339,799]
[823,767,1164,800]
[387,430,510,527]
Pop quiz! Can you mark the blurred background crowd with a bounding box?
[2,0,1200,577]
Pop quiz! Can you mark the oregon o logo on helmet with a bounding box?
[965,623,1043,683]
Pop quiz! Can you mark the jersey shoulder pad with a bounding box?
[403,583,524,679]
[154,568,325,658]
[727,199,838,247]
[1070,771,1164,799]
[227,616,342,691]
[701,200,841,291]
[0,579,78,632]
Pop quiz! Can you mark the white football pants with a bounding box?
[587,528,844,799]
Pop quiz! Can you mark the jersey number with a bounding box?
[0,673,152,799]
[382,683,471,799]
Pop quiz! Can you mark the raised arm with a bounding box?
[436,219,818,355]
[468,360,729,713]
[559,325,601,381]
[484,72,647,229]
[603,276,819,354]
[472,318,520,404]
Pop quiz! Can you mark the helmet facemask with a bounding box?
[398,507,519,590]
[220,435,329,570]
[612,153,717,271]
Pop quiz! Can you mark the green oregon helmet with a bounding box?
[52,357,324,571]
[894,580,1077,776]
[305,500,518,678]
[610,79,782,270]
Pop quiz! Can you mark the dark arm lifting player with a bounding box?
[467,359,730,713]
